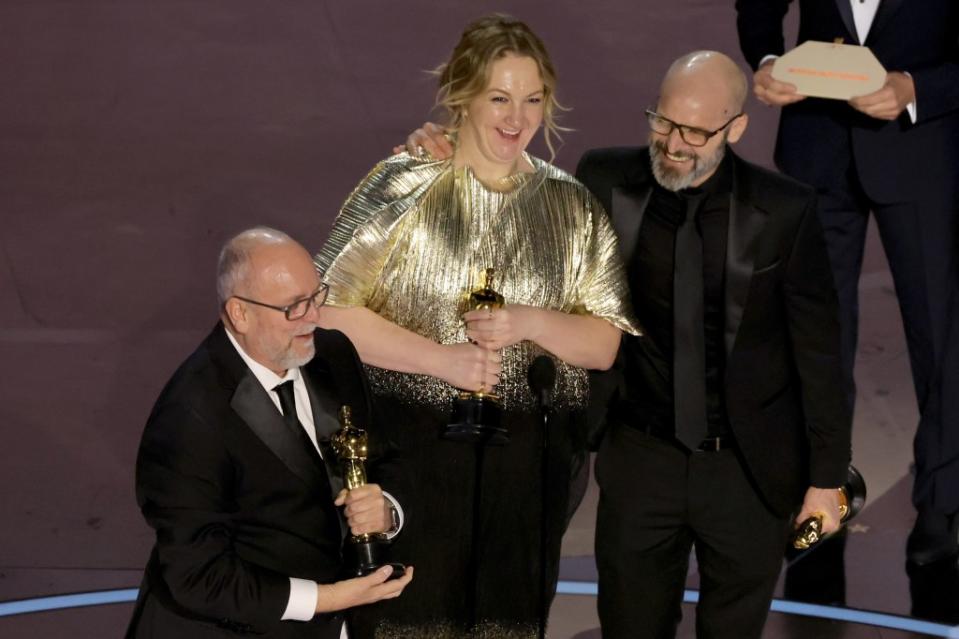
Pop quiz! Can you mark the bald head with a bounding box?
[661,50,748,117]
[647,51,750,191]
[217,226,324,374]
[217,226,299,306]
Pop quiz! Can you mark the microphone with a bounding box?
[528,355,557,639]
[528,355,556,410]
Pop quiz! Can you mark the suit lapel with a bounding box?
[303,366,347,499]
[230,372,331,495]
[724,161,769,356]
[610,186,651,265]
[303,332,374,540]
[867,0,905,42]
[835,0,859,44]
[303,367,343,442]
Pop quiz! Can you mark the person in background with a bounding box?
[737,2,959,598]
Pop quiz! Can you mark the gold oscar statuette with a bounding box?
[793,464,867,550]
[331,406,404,578]
[444,267,509,446]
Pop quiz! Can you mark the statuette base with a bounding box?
[444,395,508,446]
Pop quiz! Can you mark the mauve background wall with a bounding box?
[0,0,802,634]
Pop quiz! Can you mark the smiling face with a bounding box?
[648,119,730,192]
[454,54,544,182]
[224,240,322,375]
[648,53,749,191]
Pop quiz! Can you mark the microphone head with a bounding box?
[528,355,557,395]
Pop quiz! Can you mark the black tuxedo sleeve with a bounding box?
[910,52,959,123]
[573,149,619,450]
[735,0,791,70]
[782,194,852,488]
[136,401,290,631]
[575,149,612,215]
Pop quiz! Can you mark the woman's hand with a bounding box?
[392,122,454,159]
[464,305,540,351]
[433,342,502,392]
[466,305,621,370]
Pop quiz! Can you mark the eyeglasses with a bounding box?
[645,109,743,147]
[233,283,330,321]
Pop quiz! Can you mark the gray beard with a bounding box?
[251,330,317,373]
[276,343,315,371]
[649,140,726,192]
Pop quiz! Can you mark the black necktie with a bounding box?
[673,194,708,450]
[274,380,324,462]
[274,380,341,533]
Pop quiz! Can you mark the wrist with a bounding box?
[518,305,543,342]
[386,503,401,534]
[315,583,340,614]
[422,340,448,379]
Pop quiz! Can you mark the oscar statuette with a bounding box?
[331,406,404,578]
[444,267,509,445]
[793,464,867,550]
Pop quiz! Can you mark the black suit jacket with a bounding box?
[577,147,852,517]
[737,0,959,202]
[127,324,397,639]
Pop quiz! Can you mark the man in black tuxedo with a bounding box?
[737,0,959,567]
[574,52,852,639]
[126,227,413,639]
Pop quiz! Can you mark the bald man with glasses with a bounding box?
[575,51,851,639]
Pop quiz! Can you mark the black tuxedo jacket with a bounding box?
[577,147,852,517]
[737,0,959,202]
[127,324,397,639]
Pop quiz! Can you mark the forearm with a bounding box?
[319,306,443,376]
[783,200,852,485]
[527,308,621,370]
[138,407,290,628]
[150,518,289,625]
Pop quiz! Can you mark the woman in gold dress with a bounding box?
[315,14,639,639]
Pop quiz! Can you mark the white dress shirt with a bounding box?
[225,329,402,633]
[851,0,882,45]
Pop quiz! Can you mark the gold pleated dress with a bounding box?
[316,152,639,639]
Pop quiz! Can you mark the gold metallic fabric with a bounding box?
[373,620,537,639]
[316,152,640,411]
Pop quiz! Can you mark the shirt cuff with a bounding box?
[903,72,917,122]
[382,490,404,540]
[905,102,917,123]
[281,577,317,621]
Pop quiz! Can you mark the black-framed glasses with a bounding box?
[233,283,329,320]
[645,109,743,147]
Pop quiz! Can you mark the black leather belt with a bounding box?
[695,435,736,452]
[631,423,735,453]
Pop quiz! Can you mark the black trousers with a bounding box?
[816,164,959,514]
[595,424,791,639]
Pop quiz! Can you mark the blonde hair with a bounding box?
[435,14,568,159]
